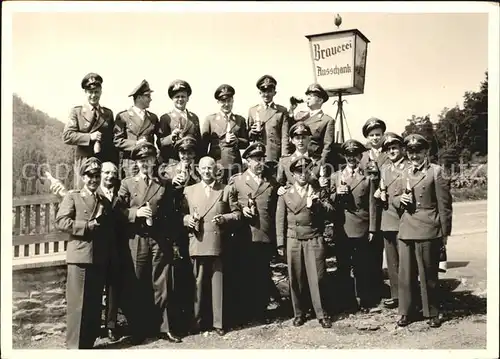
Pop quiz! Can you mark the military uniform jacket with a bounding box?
[55,187,113,266]
[330,166,377,238]
[276,184,333,247]
[201,112,249,166]
[63,104,118,164]
[247,103,290,162]
[276,152,309,187]
[294,110,335,165]
[181,182,241,256]
[228,170,279,244]
[115,173,176,241]
[158,110,202,163]
[359,145,390,174]
[379,157,410,232]
[113,107,161,160]
[392,162,452,240]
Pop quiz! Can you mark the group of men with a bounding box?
[52,72,452,349]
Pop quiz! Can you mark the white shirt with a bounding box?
[173,107,188,120]
[248,170,262,186]
[294,182,308,198]
[100,185,114,201]
[202,180,216,197]
[132,106,146,121]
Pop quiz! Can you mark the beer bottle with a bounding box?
[145,202,153,226]
[192,206,200,232]
[45,171,68,197]
[94,140,101,154]
[247,193,257,216]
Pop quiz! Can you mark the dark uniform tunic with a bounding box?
[201,112,249,184]
[63,104,117,188]
[113,107,161,178]
[276,183,333,320]
[393,161,452,318]
[55,187,114,349]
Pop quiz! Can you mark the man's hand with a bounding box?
[225,133,237,143]
[173,245,183,260]
[90,131,102,141]
[87,219,100,231]
[319,177,329,188]
[368,233,375,242]
[400,193,413,206]
[187,215,199,229]
[212,214,226,225]
[249,123,262,135]
[336,185,349,195]
[277,186,287,196]
[50,182,65,196]
[137,137,147,145]
[171,128,182,141]
[243,206,255,218]
[277,246,285,257]
[136,206,152,218]
[172,173,186,186]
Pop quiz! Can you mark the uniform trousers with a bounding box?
[66,263,106,349]
[368,232,385,301]
[287,236,327,320]
[191,256,224,329]
[335,235,377,307]
[104,262,120,330]
[382,231,399,300]
[122,235,171,337]
[398,239,441,318]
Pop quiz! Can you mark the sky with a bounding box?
[7,5,490,142]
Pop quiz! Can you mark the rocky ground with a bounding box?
[10,200,490,350]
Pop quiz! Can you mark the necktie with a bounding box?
[205,185,211,198]
[92,107,98,122]
[144,175,150,187]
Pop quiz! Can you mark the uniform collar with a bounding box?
[173,107,188,116]
[132,105,146,119]
[292,150,308,158]
[310,109,323,117]
[262,101,274,109]
[392,156,405,168]
[247,169,263,183]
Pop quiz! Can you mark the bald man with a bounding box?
[181,156,241,335]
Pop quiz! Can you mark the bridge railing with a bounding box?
[12,193,68,270]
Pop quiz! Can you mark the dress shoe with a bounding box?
[319,318,332,328]
[214,328,225,336]
[427,317,441,328]
[159,332,182,343]
[397,315,411,327]
[293,316,305,327]
[383,298,399,309]
[107,328,120,342]
[359,307,370,314]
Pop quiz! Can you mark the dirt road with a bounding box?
[10,200,492,350]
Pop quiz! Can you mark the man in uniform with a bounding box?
[201,84,249,184]
[359,117,391,303]
[247,75,290,174]
[49,162,123,342]
[158,80,202,164]
[114,80,161,179]
[161,135,201,335]
[63,73,117,189]
[330,139,379,313]
[227,142,282,325]
[393,134,452,328]
[292,84,335,167]
[276,156,333,328]
[276,122,312,191]
[374,133,410,309]
[181,156,241,336]
[115,141,181,344]
[55,158,114,349]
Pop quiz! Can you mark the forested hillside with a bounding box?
[12,94,74,195]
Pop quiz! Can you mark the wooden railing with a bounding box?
[12,193,68,270]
